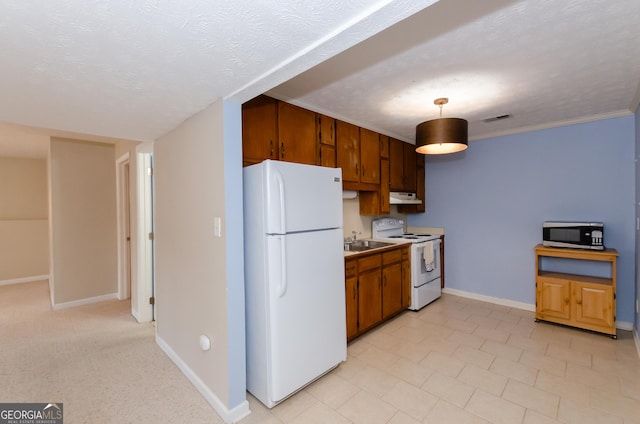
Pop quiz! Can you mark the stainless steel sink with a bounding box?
[344,239,394,252]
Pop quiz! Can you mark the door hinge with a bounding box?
[149,296,155,305]
[148,232,154,240]
[147,167,154,176]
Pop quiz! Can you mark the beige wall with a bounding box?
[49,139,118,304]
[342,197,405,239]
[0,157,48,281]
[154,99,247,419]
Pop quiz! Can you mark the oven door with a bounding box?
[412,239,441,287]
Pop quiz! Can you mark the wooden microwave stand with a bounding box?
[534,244,618,338]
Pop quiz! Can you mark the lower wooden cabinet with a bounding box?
[535,245,618,338]
[382,250,402,319]
[344,245,410,341]
[345,259,359,340]
[536,276,572,321]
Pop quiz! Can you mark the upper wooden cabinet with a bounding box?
[389,138,404,191]
[390,137,420,192]
[242,95,278,166]
[403,142,417,192]
[336,120,360,183]
[359,128,380,185]
[317,114,335,146]
[317,114,336,168]
[380,135,390,159]
[242,96,425,214]
[277,102,316,165]
[397,153,425,214]
[336,121,380,191]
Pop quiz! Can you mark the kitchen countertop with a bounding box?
[343,239,412,257]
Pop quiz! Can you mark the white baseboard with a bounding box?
[442,288,634,331]
[0,275,49,286]
[131,308,141,323]
[156,335,251,424]
[616,321,634,331]
[442,287,535,312]
[52,292,119,310]
[634,328,640,360]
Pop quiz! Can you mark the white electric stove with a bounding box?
[372,218,442,310]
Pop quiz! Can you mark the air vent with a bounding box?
[483,114,512,123]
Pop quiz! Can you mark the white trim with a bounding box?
[616,321,634,331]
[131,309,141,322]
[134,152,154,323]
[156,335,251,424]
[116,152,131,301]
[0,275,49,286]
[442,288,634,331]
[442,287,535,311]
[52,293,118,310]
[634,328,640,360]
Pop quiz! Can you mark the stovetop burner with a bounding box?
[371,218,440,242]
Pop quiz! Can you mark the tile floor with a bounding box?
[240,294,640,424]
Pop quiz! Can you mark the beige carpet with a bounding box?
[0,280,225,423]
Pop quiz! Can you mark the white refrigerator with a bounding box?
[243,160,347,408]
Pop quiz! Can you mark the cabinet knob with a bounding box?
[576,299,582,305]
[564,298,569,304]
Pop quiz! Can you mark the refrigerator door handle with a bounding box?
[274,171,286,234]
[278,236,287,297]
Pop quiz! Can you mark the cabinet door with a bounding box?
[278,102,316,165]
[382,263,402,319]
[537,277,571,321]
[319,145,336,168]
[389,138,404,190]
[573,282,614,329]
[397,155,424,214]
[358,269,382,332]
[359,128,380,184]
[317,114,336,146]
[380,158,390,214]
[336,120,360,183]
[380,135,390,159]
[401,248,411,308]
[345,272,359,340]
[403,143,417,192]
[242,95,278,166]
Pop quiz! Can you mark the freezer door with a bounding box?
[263,160,343,234]
[265,228,346,404]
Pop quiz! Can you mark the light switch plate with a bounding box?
[214,217,222,238]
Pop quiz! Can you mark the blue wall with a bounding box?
[408,116,636,324]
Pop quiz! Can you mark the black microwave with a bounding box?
[542,221,604,250]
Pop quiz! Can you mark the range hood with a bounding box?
[389,192,422,205]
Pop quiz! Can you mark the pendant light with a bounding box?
[415,98,468,154]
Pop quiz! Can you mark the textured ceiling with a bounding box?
[0,0,434,157]
[1,0,639,158]
[271,0,640,142]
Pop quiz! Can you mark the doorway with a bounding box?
[116,153,132,302]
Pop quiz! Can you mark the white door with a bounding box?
[265,228,346,403]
